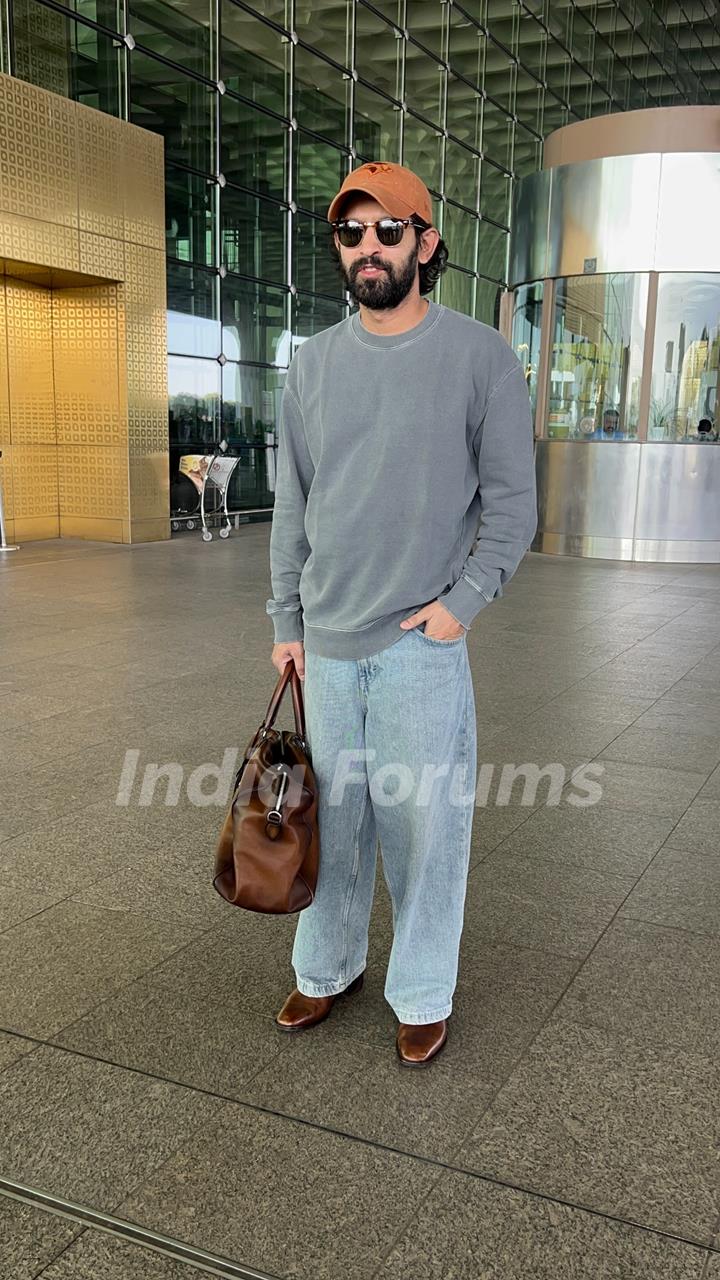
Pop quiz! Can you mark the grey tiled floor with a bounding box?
[1,535,720,1279]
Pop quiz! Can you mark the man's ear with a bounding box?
[418,227,440,263]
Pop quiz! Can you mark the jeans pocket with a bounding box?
[416,624,465,647]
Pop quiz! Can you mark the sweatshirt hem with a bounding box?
[302,611,416,659]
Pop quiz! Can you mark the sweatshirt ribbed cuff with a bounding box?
[440,575,494,629]
[270,609,305,644]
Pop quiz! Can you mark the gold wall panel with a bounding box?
[5,279,55,445]
[0,73,168,544]
[0,77,77,229]
[52,285,126,448]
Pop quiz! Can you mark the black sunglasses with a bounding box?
[332,217,425,248]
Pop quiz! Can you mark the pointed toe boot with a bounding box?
[275,970,364,1032]
[396,1018,448,1067]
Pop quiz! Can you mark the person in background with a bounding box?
[696,417,718,442]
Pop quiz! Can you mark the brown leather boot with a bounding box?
[396,1018,448,1066]
[275,970,364,1032]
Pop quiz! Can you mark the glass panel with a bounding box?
[446,72,481,152]
[477,217,507,281]
[443,137,480,211]
[129,0,212,80]
[353,81,401,162]
[481,97,513,170]
[447,10,485,86]
[444,200,478,273]
[487,0,518,55]
[50,0,121,24]
[544,43,570,103]
[517,12,546,84]
[294,0,349,64]
[221,186,287,283]
[406,0,445,59]
[484,38,515,113]
[167,261,220,357]
[475,275,499,327]
[220,2,289,116]
[294,213,344,296]
[513,122,542,179]
[226,446,276,510]
[404,39,445,126]
[169,355,221,447]
[649,274,720,442]
[440,266,474,317]
[237,0,288,28]
[12,1,124,114]
[511,281,544,417]
[355,3,400,98]
[479,157,511,227]
[293,43,350,146]
[516,66,541,136]
[222,360,284,442]
[541,91,570,137]
[548,274,647,441]
[292,291,347,343]
[166,165,215,266]
[221,97,287,199]
[402,111,442,186]
[129,49,214,173]
[293,132,348,216]
[222,277,288,364]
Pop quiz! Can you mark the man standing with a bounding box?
[266,161,537,1067]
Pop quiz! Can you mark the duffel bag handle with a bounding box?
[262,658,306,742]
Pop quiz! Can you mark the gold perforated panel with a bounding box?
[5,279,55,445]
[0,73,168,544]
[52,285,125,447]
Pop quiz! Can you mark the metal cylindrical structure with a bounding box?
[508,107,720,563]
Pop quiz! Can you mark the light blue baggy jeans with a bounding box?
[291,623,477,1025]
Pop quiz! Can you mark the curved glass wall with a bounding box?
[649,274,720,442]
[526,272,719,445]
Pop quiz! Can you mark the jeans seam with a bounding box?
[339,782,370,979]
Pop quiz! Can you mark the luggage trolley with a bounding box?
[176,442,240,541]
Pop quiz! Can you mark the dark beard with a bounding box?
[342,239,420,310]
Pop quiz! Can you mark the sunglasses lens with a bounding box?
[336,220,405,247]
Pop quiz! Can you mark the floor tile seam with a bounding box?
[0,1031,541,1185]
[0,1181,278,1280]
[614,910,720,944]
[0,918,223,1044]
[546,1004,720,1059]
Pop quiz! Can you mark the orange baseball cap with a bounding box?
[327,161,433,225]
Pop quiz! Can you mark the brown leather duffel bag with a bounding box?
[213,659,319,913]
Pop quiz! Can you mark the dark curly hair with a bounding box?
[329,211,449,296]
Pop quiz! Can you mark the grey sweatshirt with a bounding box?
[266,298,537,660]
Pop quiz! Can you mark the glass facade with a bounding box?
[6,0,720,516]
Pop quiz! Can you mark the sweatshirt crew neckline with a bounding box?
[350,298,443,348]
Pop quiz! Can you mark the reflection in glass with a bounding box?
[221,186,287,283]
[443,200,478,273]
[167,262,220,358]
[222,362,285,445]
[649,274,720,442]
[440,266,474,316]
[292,292,347,342]
[293,132,349,216]
[475,276,499,328]
[221,97,287,200]
[221,1,288,116]
[13,0,124,113]
[481,96,514,170]
[166,166,215,266]
[406,0,444,58]
[168,356,221,447]
[222,277,288,365]
[477,217,507,281]
[447,10,485,87]
[129,0,212,81]
[402,111,442,189]
[293,43,350,146]
[294,213,345,297]
[479,157,511,227]
[354,81,401,162]
[294,0,348,64]
[129,49,214,172]
[404,39,445,125]
[355,3,400,99]
[548,274,647,441]
[446,72,481,152]
[511,281,544,417]
[443,137,480,211]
